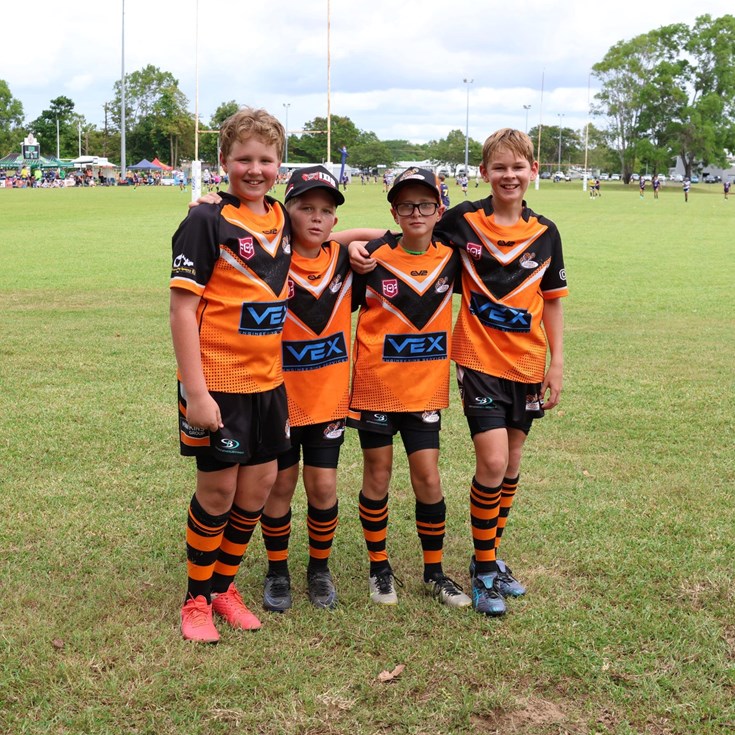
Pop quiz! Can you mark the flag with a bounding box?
[339,146,349,184]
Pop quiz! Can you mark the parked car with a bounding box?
[553,171,570,182]
[690,175,700,183]
[599,173,609,180]
[610,173,621,181]
[539,171,551,179]
[703,174,721,183]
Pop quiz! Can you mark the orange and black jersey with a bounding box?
[170,192,291,393]
[436,196,568,383]
[350,232,460,413]
[283,241,353,425]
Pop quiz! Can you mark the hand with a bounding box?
[540,363,563,410]
[187,192,223,209]
[185,392,223,432]
[349,241,376,274]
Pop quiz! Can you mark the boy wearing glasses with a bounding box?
[348,168,470,609]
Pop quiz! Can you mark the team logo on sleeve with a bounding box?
[382,279,398,298]
[239,237,255,260]
[467,242,483,260]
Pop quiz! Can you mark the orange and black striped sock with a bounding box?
[186,494,230,602]
[415,498,446,582]
[359,491,390,575]
[261,509,292,577]
[307,502,338,573]
[495,475,519,554]
[210,504,262,594]
[470,476,501,575]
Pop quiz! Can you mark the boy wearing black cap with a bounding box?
[348,168,471,609]
[259,165,352,612]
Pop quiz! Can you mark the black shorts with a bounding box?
[277,419,346,471]
[178,382,290,467]
[456,366,544,436]
[348,410,441,455]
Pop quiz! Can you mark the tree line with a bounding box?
[1,13,732,181]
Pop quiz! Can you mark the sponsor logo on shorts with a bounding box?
[239,300,288,335]
[383,332,447,362]
[324,421,346,439]
[367,413,388,425]
[525,393,541,411]
[520,252,538,269]
[239,237,255,260]
[220,438,240,450]
[422,411,440,423]
[382,279,398,298]
[474,396,494,407]
[181,418,207,437]
[469,292,531,333]
[282,332,348,371]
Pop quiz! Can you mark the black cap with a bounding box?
[387,167,440,203]
[284,165,345,205]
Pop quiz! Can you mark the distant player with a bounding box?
[724,180,730,200]
[683,178,690,203]
[652,175,660,199]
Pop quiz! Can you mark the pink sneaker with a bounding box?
[181,595,220,643]
[212,584,262,631]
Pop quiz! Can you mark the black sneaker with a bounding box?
[471,573,506,617]
[307,568,338,610]
[263,572,292,612]
[496,559,526,598]
[424,573,472,608]
[469,555,526,598]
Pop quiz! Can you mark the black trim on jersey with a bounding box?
[352,231,459,331]
[289,243,351,335]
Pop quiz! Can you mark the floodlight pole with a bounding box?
[523,105,531,133]
[120,0,126,178]
[535,70,544,191]
[557,113,564,172]
[191,0,201,201]
[463,78,473,175]
[326,0,332,166]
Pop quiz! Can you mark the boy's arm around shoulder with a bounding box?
[540,297,564,410]
[169,288,223,431]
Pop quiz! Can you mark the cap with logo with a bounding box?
[387,167,441,203]
[284,165,345,205]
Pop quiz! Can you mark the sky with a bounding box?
[2,0,733,154]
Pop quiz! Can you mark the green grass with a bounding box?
[1,180,734,734]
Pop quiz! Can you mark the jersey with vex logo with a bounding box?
[170,193,291,393]
[436,197,568,383]
[283,241,352,425]
[350,232,459,412]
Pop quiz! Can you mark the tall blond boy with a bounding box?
[170,107,290,643]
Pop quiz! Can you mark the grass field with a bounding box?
[2,179,734,734]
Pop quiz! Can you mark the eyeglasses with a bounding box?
[393,201,440,217]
